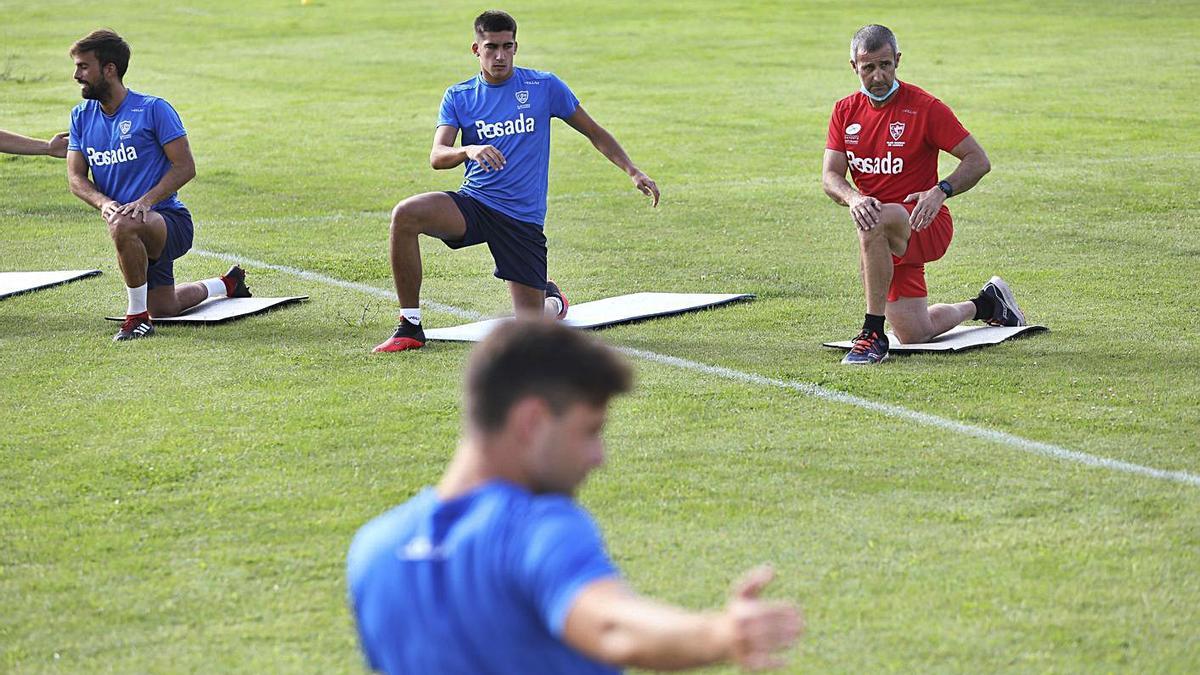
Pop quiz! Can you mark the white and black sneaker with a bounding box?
[980,276,1026,327]
[114,312,155,342]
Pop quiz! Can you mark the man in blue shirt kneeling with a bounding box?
[66,30,250,342]
[373,10,660,353]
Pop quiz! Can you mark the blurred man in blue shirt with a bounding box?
[349,320,803,673]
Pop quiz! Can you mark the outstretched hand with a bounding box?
[47,132,69,158]
[722,565,803,671]
[631,170,660,207]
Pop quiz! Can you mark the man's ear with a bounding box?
[506,396,551,442]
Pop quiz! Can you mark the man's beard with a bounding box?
[81,78,111,101]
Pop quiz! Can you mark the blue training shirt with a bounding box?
[347,481,621,675]
[68,89,187,210]
[439,67,580,226]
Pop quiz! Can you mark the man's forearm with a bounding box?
[941,152,990,197]
[137,164,194,206]
[823,172,860,207]
[69,173,113,210]
[430,145,468,170]
[0,130,51,155]
[593,598,730,670]
[588,128,638,175]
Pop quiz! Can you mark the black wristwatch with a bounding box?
[937,180,954,197]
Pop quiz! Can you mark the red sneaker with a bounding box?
[373,317,426,353]
[114,312,155,342]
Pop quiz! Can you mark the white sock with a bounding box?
[401,307,422,325]
[126,283,148,315]
[201,277,227,299]
[544,296,563,317]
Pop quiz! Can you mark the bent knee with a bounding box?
[390,200,424,235]
[107,215,140,240]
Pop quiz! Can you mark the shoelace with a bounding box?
[850,332,877,354]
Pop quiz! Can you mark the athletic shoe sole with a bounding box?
[114,323,155,342]
[841,351,889,365]
[224,265,253,298]
[372,337,425,353]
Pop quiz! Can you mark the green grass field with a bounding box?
[3,0,1199,672]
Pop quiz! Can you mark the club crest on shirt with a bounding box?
[889,121,905,141]
[515,90,529,104]
[119,120,132,139]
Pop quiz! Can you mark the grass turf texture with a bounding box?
[2,0,1199,671]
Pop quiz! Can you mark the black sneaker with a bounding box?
[545,279,569,320]
[114,313,155,342]
[841,329,889,365]
[980,276,1025,327]
[222,265,252,298]
[373,317,426,353]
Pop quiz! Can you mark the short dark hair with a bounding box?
[850,24,898,61]
[474,10,517,38]
[465,319,632,431]
[70,29,131,79]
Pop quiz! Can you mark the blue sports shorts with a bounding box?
[442,191,548,291]
[146,206,194,289]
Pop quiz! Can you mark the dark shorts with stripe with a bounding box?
[147,206,194,289]
[442,191,548,291]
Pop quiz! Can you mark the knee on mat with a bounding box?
[147,298,180,318]
[892,327,930,344]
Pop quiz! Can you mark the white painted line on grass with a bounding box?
[195,248,1200,489]
[619,347,1200,488]
[193,249,481,320]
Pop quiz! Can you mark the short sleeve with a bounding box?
[515,502,619,637]
[68,108,82,152]
[926,98,969,152]
[825,103,845,152]
[548,75,580,120]
[437,88,459,129]
[152,98,187,145]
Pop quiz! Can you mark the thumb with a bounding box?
[733,564,776,600]
[903,193,919,202]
